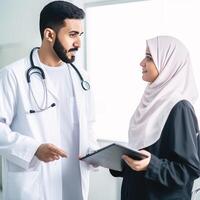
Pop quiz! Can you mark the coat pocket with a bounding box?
[5,171,41,200]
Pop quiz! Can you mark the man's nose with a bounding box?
[74,36,81,48]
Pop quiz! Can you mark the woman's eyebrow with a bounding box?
[146,52,152,57]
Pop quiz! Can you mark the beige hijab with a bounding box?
[128,35,198,149]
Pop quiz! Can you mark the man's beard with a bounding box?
[53,37,78,63]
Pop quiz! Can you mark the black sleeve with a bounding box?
[109,169,123,177]
[109,160,127,177]
[144,101,200,188]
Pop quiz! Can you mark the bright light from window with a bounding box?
[86,0,200,142]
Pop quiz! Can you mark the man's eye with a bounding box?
[69,33,77,38]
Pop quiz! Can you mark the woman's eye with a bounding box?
[146,55,153,61]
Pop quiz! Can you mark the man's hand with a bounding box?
[122,150,151,171]
[35,143,67,162]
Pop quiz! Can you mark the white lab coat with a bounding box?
[0,54,98,200]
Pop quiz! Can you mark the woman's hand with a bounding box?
[122,150,151,171]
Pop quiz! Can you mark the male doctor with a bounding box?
[0,1,97,200]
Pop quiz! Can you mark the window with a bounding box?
[85,0,200,142]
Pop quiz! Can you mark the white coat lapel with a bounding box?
[68,64,91,157]
[68,64,84,116]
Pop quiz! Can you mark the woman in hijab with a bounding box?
[110,35,200,200]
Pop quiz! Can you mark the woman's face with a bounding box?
[140,47,159,83]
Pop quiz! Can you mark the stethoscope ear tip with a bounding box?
[29,103,56,114]
[29,110,36,113]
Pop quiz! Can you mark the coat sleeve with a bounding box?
[144,101,200,188]
[0,68,40,169]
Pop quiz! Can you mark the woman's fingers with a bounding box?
[122,151,151,171]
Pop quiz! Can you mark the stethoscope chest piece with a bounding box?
[69,62,90,91]
[81,80,90,91]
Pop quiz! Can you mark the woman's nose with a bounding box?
[140,58,145,67]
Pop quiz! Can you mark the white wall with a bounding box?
[0,0,51,68]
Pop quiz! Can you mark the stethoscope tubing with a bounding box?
[27,47,90,90]
[26,47,90,113]
[69,62,90,90]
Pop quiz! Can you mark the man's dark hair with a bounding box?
[40,1,85,39]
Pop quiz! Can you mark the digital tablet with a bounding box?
[80,143,148,171]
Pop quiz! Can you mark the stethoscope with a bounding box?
[27,47,90,114]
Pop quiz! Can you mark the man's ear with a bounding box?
[43,28,55,42]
